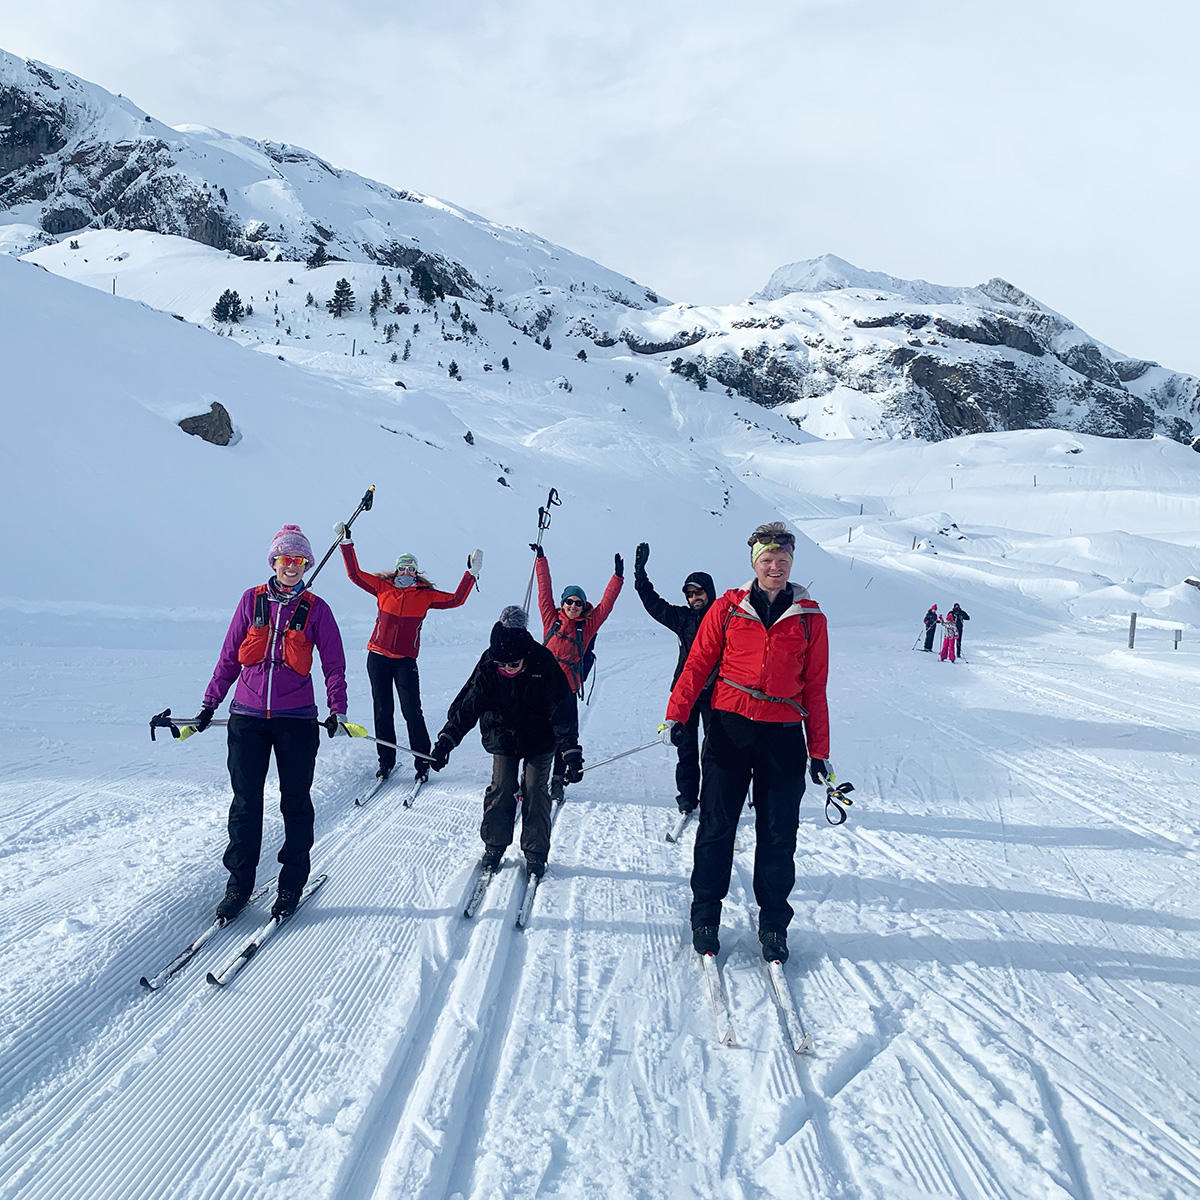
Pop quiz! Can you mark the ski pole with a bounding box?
[305,484,375,588]
[581,738,662,774]
[342,728,437,761]
[522,487,561,614]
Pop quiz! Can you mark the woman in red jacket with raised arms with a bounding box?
[340,525,482,784]
[530,543,624,800]
[662,521,830,965]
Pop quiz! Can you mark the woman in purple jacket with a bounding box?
[195,525,348,923]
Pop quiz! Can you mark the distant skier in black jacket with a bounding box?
[922,604,939,652]
[634,542,716,813]
[429,606,580,877]
[951,603,970,656]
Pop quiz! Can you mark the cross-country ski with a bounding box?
[206,875,329,988]
[139,883,271,990]
[699,954,736,1047]
[766,960,814,1054]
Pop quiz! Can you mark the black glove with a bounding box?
[670,722,687,748]
[429,736,454,772]
[614,553,624,579]
[809,758,830,785]
[562,747,584,784]
[196,705,216,733]
[634,542,649,574]
[529,543,545,559]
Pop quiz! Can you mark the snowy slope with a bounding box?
[5,222,1200,1199]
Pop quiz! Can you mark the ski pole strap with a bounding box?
[718,678,808,719]
[823,779,855,825]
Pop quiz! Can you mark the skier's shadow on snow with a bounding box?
[863,813,1168,852]
[966,708,1200,753]
[812,928,1200,988]
[797,871,1200,934]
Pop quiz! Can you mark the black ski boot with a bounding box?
[215,880,251,922]
[272,888,301,922]
[481,846,503,872]
[760,930,788,963]
[692,926,720,956]
[549,775,565,803]
[376,765,392,781]
[525,857,547,879]
[415,764,430,785]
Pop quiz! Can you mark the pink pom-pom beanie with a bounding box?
[268,524,315,572]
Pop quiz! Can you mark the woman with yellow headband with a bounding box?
[662,521,831,965]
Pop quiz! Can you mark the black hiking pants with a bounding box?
[675,694,712,811]
[367,651,431,774]
[690,709,807,935]
[481,752,555,863]
[923,623,936,651]
[224,713,320,896]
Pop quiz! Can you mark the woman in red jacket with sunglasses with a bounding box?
[340,527,482,783]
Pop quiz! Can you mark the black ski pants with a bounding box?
[675,694,712,811]
[690,709,807,935]
[367,651,431,774]
[223,713,320,896]
[481,752,555,863]
[923,623,937,651]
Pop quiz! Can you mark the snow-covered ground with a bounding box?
[3,236,1200,1199]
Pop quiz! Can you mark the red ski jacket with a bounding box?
[342,544,472,659]
[666,582,829,758]
[535,555,623,694]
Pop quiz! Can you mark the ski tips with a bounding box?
[205,971,223,987]
[795,1033,814,1055]
[138,976,156,991]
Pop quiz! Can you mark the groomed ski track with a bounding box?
[2,622,1200,1200]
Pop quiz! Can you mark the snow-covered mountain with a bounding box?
[582,253,1200,442]
[4,48,1199,445]
[0,48,659,311]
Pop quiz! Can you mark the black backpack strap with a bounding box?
[252,586,269,628]
[288,593,314,632]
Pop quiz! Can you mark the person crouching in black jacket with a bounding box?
[429,606,581,879]
[634,542,716,814]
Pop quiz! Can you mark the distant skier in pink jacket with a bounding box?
[939,610,958,662]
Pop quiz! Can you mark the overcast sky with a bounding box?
[6,1,1200,373]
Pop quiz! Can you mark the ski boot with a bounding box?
[415,764,430,785]
[271,888,301,922]
[759,930,788,963]
[376,765,392,781]
[525,857,547,880]
[215,880,251,922]
[481,846,504,872]
[549,775,565,803]
[692,926,720,955]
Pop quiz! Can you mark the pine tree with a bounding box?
[502,357,510,371]
[403,339,411,361]
[448,360,461,379]
[577,349,587,361]
[327,278,356,318]
[412,263,442,306]
[380,276,392,306]
[212,289,245,324]
[543,337,552,351]
[306,243,329,270]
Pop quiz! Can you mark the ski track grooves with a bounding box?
[331,862,529,1200]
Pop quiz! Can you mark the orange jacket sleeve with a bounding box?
[341,543,385,597]
[535,555,557,635]
[583,573,624,638]
[428,571,474,610]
